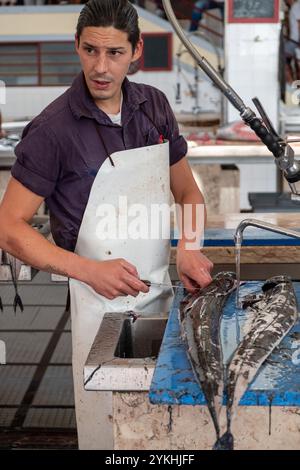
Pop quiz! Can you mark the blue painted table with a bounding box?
[171,228,300,247]
[149,282,300,406]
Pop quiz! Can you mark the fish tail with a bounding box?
[13,294,24,313]
[212,431,234,450]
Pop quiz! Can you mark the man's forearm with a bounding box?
[175,187,206,249]
[0,219,90,282]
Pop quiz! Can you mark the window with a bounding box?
[0,42,81,86]
[40,42,81,85]
[0,34,173,86]
[140,33,172,71]
[0,44,39,86]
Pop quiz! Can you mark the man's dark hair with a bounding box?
[76,0,141,51]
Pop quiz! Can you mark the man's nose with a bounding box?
[94,53,108,74]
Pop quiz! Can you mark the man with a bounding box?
[0,0,212,449]
[189,0,224,32]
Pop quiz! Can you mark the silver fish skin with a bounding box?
[217,275,299,450]
[180,271,237,443]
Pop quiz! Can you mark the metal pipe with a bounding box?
[162,0,300,194]
[234,218,300,246]
[162,0,252,117]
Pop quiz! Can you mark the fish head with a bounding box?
[241,293,264,309]
[180,272,237,317]
[213,272,237,295]
[262,275,292,293]
[240,275,292,309]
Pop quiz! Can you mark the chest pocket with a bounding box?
[141,105,167,147]
[144,126,160,146]
[144,126,166,146]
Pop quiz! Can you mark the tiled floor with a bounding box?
[0,272,78,449]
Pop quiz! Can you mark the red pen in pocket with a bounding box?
[159,134,164,144]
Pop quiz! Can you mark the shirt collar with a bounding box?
[68,71,147,126]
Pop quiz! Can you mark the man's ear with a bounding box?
[132,38,144,62]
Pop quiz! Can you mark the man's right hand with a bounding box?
[84,258,150,300]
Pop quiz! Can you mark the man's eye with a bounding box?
[109,50,121,56]
[85,47,95,54]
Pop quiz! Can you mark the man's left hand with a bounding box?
[176,247,213,293]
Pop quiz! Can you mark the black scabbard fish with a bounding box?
[215,275,299,450]
[180,272,237,445]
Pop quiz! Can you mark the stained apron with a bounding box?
[69,141,173,449]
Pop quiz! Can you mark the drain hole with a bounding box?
[114,318,167,359]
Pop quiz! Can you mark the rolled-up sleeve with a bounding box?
[11,123,60,198]
[162,95,188,166]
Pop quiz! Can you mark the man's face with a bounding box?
[76,26,143,110]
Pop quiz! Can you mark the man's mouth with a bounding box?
[91,79,111,90]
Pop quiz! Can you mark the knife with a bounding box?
[141,279,180,289]
[141,279,202,290]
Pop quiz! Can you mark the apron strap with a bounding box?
[93,121,115,167]
[140,104,165,141]
[92,104,165,168]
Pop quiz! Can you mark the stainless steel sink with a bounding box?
[84,312,168,391]
[115,315,167,359]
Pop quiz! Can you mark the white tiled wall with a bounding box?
[224,21,281,210]
[238,163,277,210]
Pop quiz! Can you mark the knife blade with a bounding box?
[141,279,201,290]
[142,279,180,289]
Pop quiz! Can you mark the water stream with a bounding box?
[235,241,242,309]
[234,241,242,343]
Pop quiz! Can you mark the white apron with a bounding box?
[69,142,173,449]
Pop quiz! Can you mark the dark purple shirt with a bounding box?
[12,72,187,252]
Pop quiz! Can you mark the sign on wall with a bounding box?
[227,0,280,23]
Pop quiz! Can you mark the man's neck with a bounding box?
[95,91,122,115]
